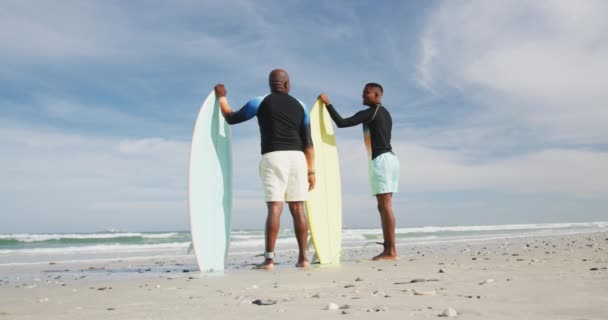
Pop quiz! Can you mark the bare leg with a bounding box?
[254,201,283,270]
[372,193,398,261]
[288,201,309,267]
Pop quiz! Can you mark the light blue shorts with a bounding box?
[369,152,400,196]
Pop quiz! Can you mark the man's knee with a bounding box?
[287,201,303,212]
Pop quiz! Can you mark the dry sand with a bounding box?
[1,232,606,319]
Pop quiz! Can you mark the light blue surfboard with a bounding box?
[188,91,232,273]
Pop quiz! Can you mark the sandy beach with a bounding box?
[1,231,606,319]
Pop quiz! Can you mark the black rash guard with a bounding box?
[224,92,313,155]
[325,103,393,160]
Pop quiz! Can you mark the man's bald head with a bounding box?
[268,69,290,93]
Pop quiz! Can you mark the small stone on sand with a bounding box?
[252,299,277,306]
[325,302,339,310]
[439,307,458,317]
[410,278,439,283]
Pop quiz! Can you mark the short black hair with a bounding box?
[365,82,383,93]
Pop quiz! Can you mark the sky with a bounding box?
[1,0,607,233]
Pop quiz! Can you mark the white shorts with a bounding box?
[259,151,308,202]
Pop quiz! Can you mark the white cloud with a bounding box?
[117,138,183,155]
[327,135,608,197]
[2,116,607,233]
[418,0,608,144]
[0,125,190,232]
[395,142,608,197]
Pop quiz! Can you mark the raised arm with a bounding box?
[317,93,375,128]
[214,84,261,125]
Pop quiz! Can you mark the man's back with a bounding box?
[256,92,311,154]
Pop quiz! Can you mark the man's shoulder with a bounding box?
[245,95,268,108]
[267,93,305,107]
[269,92,299,100]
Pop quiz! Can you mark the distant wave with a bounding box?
[345,221,607,237]
[1,222,605,255]
[0,232,181,242]
[0,242,190,255]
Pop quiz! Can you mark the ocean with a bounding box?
[2,221,606,269]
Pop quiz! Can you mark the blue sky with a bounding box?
[1,0,607,233]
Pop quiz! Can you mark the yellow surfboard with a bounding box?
[306,100,342,264]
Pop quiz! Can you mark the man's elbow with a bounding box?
[224,114,237,125]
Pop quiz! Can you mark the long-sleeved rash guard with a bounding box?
[224,92,313,155]
[325,104,393,160]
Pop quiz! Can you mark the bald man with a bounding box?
[214,69,315,269]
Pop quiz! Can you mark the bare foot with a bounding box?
[253,259,274,270]
[372,252,399,261]
[295,260,310,268]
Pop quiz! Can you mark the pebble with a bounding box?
[371,290,384,296]
[371,306,388,312]
[411,278,439,283]
[252,299,277,306]
[413,290,437,296]
[439,307,458,317]
[325,302,339,310]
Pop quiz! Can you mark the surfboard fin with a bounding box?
[187,242,194,254]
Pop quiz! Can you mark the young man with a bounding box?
[318,83,399,260]
[214,69,315,269]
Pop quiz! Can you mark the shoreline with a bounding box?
[1,231,606,319]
